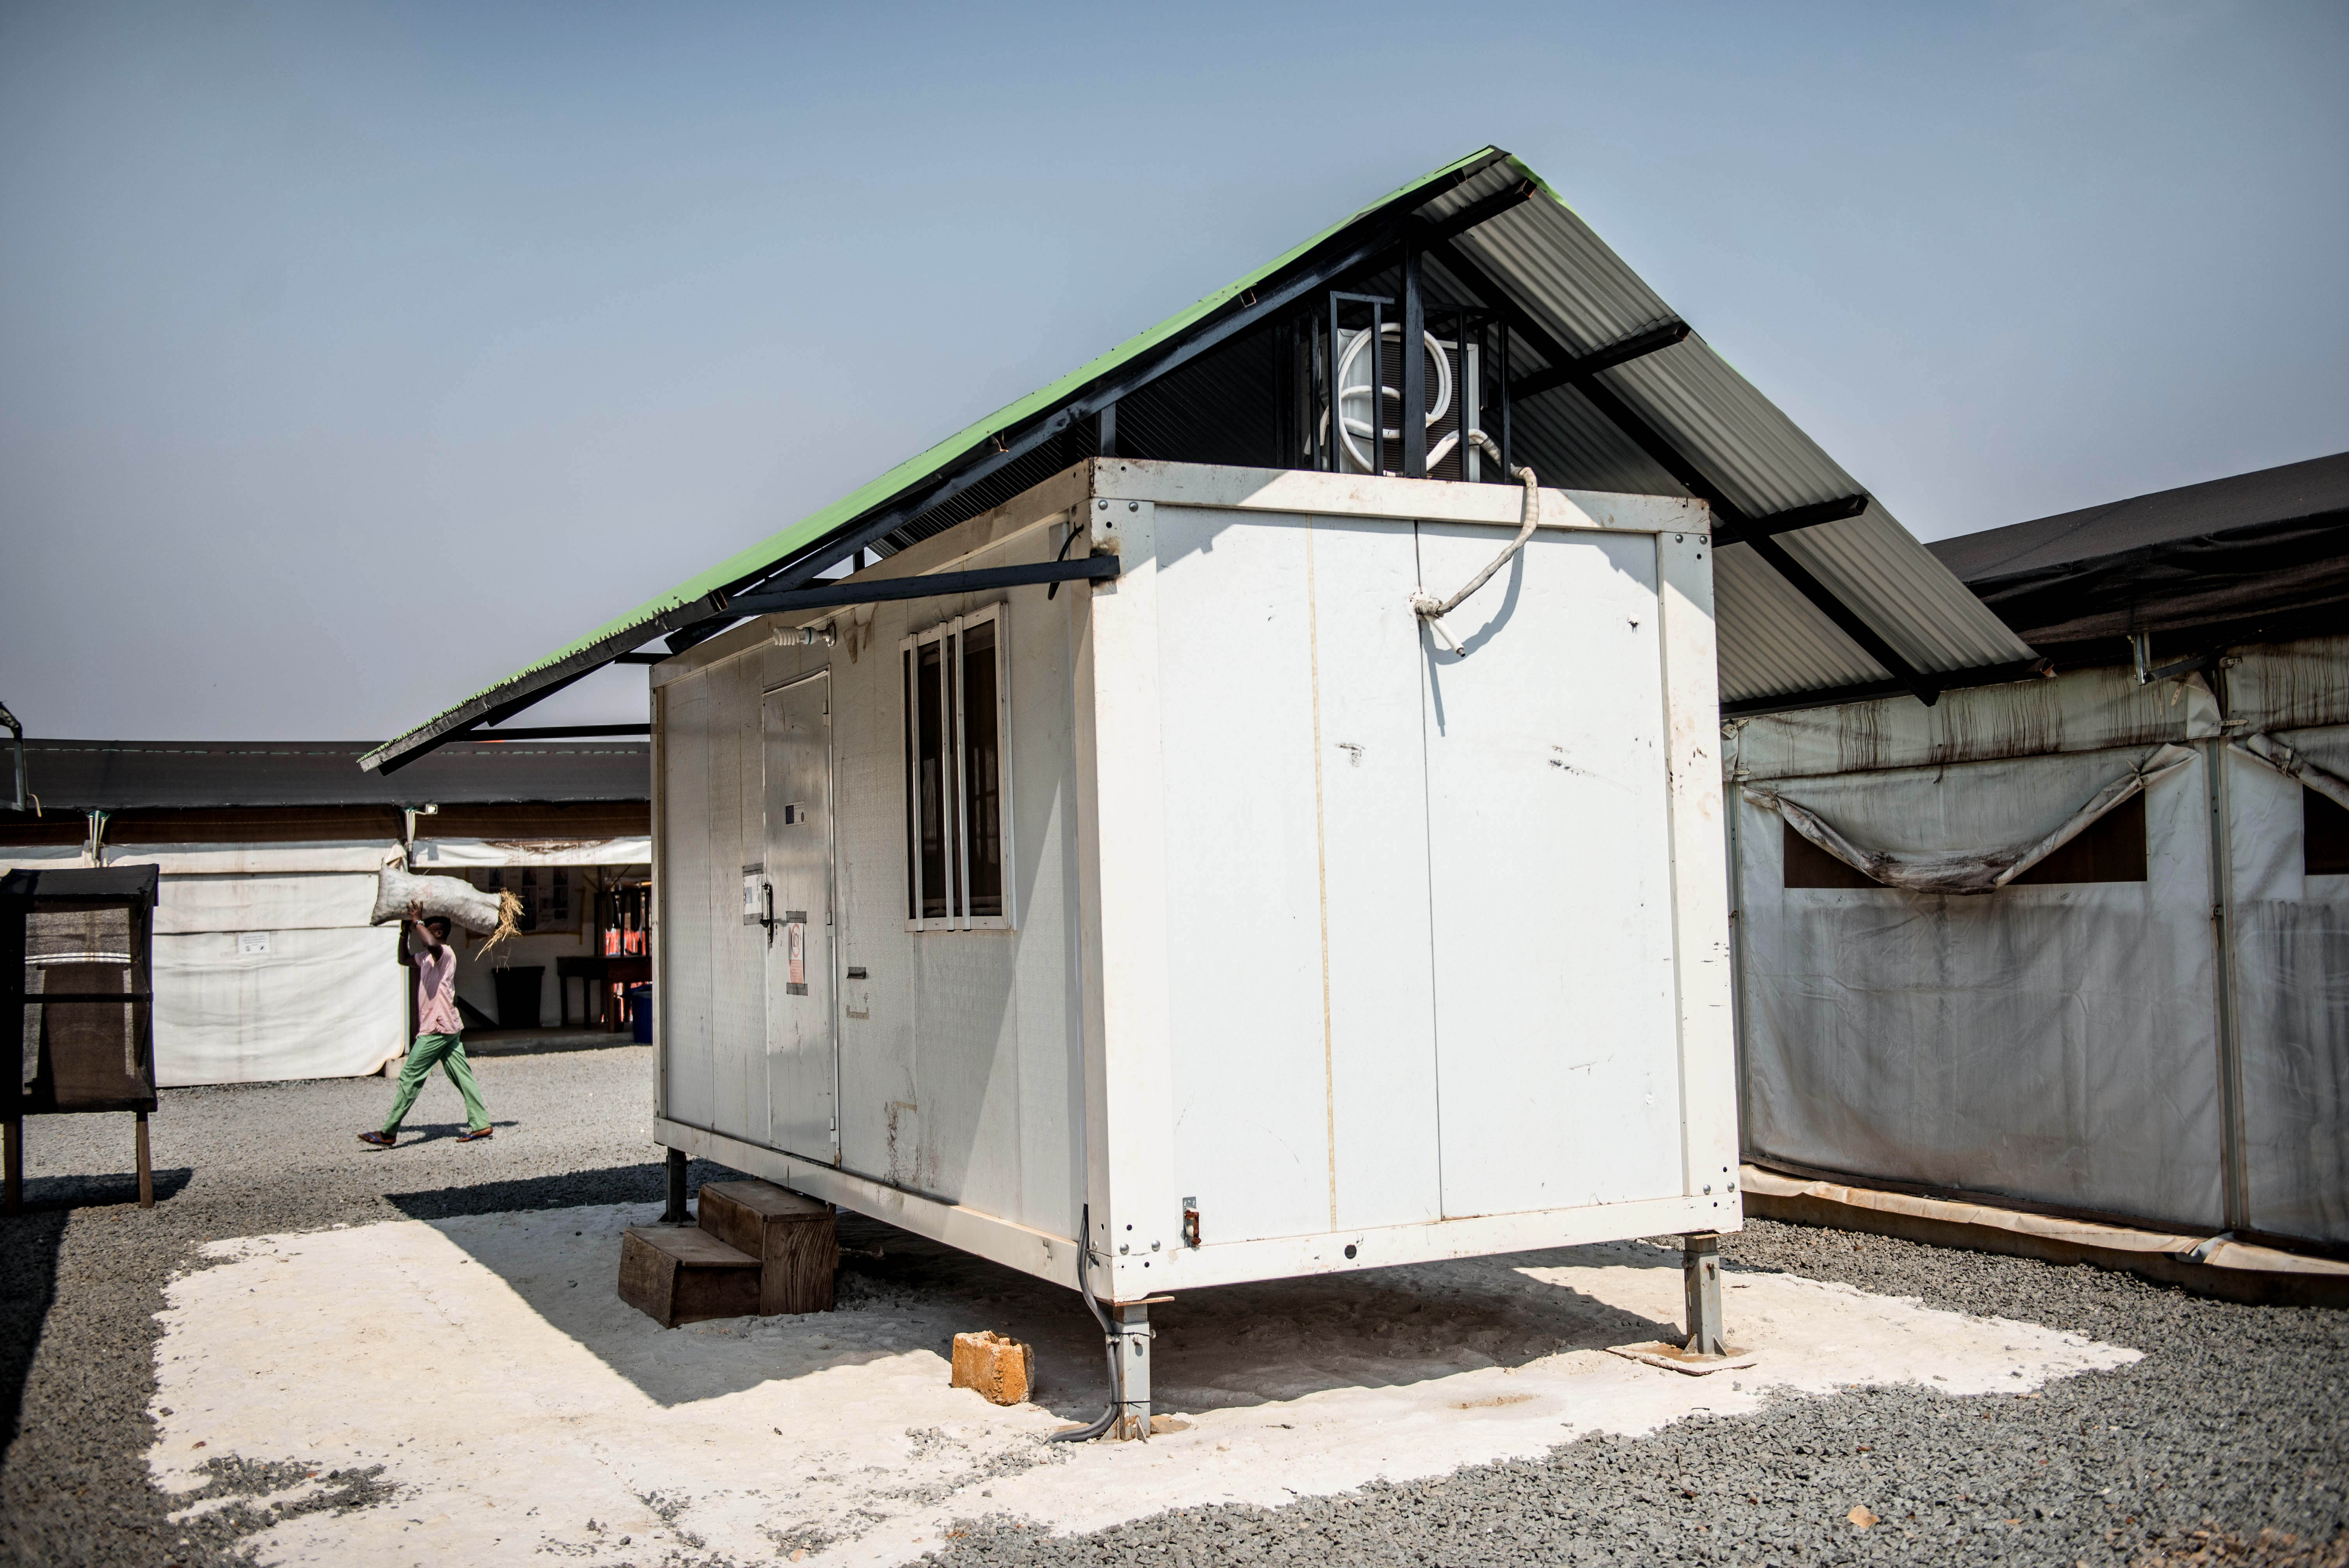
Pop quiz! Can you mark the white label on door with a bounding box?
[743,873,763,923]
[786,922,806,987]
[238,931,272,955]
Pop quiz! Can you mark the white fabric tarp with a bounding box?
[1744,744,2194,894]
[1734,744,2228,1231]
[154,922,405,1087]
[2224,725,2349,1245]
[147,866,403,1086]
[108,840,400,875]
[0,844,89,871]
[408,836,651,868]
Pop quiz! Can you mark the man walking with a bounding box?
[360,900,492,1146]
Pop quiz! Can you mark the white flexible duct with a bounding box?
[1411,430,1538,654]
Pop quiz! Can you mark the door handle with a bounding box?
[761,882,778,946]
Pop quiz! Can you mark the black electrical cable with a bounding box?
[1046,1203,1122,1443]
[1044,525,1083,600]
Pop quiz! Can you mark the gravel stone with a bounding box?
[4,1045,2343,1567]
[922,1225,2349,1568]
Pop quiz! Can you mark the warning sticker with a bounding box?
[787,922,806,988]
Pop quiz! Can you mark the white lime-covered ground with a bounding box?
[148,1202,2137,1565]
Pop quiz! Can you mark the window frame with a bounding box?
[900,602,1016,932]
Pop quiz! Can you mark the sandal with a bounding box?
[357,1130,396,1149]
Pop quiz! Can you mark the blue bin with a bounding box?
[628,983,653,1044]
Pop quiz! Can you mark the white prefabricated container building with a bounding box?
[647,458,1736,1301]
[365,146,2041,1430]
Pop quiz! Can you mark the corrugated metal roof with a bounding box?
[1927,451,2349,654]
[12,739,647,811]
[367,145,2034,768]
[1425,167,2034,704]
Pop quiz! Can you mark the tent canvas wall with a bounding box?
[0,742,651,1085]
[1733,516,2349,1252]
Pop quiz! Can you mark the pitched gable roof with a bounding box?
[366,146,2034,769]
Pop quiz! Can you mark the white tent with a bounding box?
[1731,636,2349,1249]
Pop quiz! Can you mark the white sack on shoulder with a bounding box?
[370,867,520,952]
[1745,743,2197,895]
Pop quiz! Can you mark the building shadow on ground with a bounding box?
[0,1167,195,1463]
[392,1163,1686,1419]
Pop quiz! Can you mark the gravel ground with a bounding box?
[926,1229,2349,1568]
[3,1048,2344,1568]
[0,1042,720,1568]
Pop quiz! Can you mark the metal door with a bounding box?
[1416,523,1686,1219]
[762,671,838,1161]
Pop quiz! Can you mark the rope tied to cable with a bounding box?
[1411,430,1538,655]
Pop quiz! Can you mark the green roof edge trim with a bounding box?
[364,145,1522,769]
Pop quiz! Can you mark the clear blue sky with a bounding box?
[4,0,2343,740]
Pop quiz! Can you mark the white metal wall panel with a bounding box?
[1153,506,1339,1243]
[704,657,764,1145]
[1308,517,1447,1233]
[763,674,837,1160]
[2228,728,2349,1245]
[1736,748,2226,1229]
[1418,522,1686,1218]
[657,672,717,1130]
[824,607,924,1190]
[1002,570,1086,1238]
[816,522,1086,1238]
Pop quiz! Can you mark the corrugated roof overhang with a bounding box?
[363,145,2037,770]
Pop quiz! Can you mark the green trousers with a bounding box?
[382,1032,490,1135]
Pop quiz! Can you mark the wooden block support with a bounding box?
[618,1227,761,1327]
[696,1179,838,1315]
[950,1331,1033,1406]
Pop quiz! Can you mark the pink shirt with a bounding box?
[411,933,462,1035]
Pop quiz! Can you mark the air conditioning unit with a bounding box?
[1290,296,1511,480]
[1331,323,1486,479]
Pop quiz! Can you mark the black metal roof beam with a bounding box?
[741,228,1425,600]
[727,553,1121,620]
[1508,320,1690,401]
[731,171,1537,606]
[1710,492,1871,548]
[1418,180,1535,246]
[372,661,613,776]
[1429,237,1942,707]
[368,155,1526,773]
[472,723,653,740]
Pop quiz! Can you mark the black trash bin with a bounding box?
[491,966,545,1031]
[628,983,652,1044]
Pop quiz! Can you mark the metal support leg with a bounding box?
[663,1147,689,1225]
[1683,1232,1726,1357]
[3,1115,20,1215]
[135,1112,153,1210]
[1110,1304,1152,1440]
